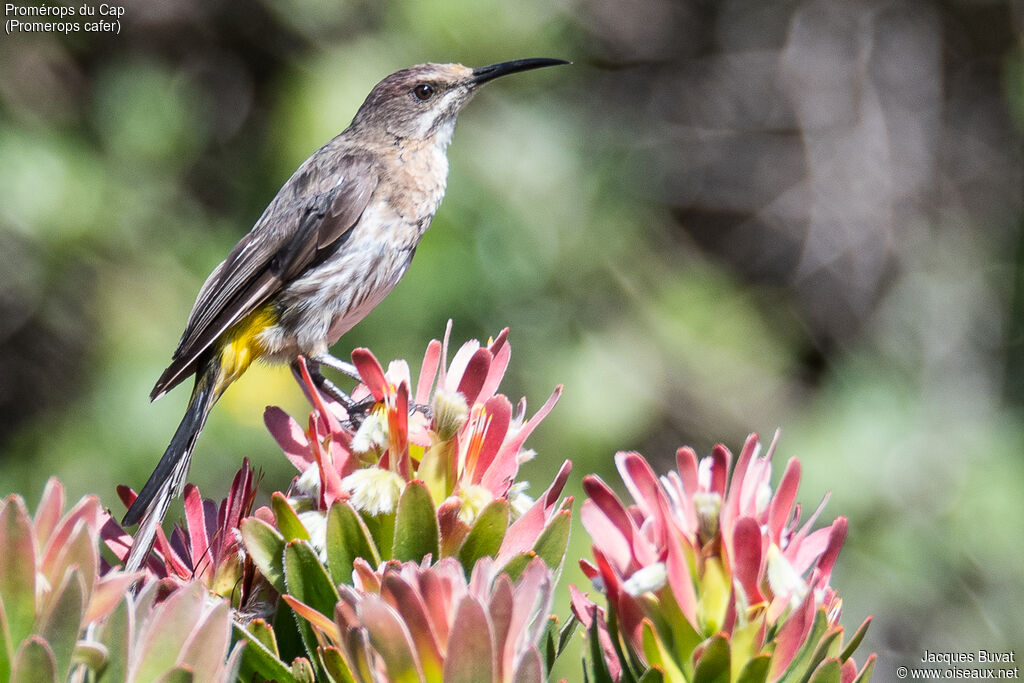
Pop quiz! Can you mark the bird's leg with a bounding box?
[295,357,353,404]
[315,353,362,381]
[299,356,376,428]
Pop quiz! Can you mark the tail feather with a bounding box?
[123,368,216,572]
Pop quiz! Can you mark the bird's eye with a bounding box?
[413,83,434,100]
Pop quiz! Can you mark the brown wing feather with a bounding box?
[151,153,379,400]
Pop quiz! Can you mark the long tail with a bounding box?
[123,362,218,572]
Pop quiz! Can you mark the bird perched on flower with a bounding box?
[122,57,568,571]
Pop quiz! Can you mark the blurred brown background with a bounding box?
[2,0,1023,671]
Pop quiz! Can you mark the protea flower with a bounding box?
[0,480,242,682]
[279,555,567,683]
[253,324,572,578]
[573,433,875,682]
[103,459,270,612]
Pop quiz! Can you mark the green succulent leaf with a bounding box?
[360,510,395,560]
[322,645,356,683]
[153,668,195,683]
[0,497,38,661]
[736,654,771,683]
[134,583,205,683]
[840,617,872,662]
[234,622,297,683]
[807,658,843,683]
[96,592,130,683]
[284,540,341,619]
[292,656,317,683]
[457,499,509,568]
[852,655,876,682]
[272,493,312,542]
[38,568,86,680]
[584,612,616,683]
[11,635,57,683]
[244,619,280,657]
[442,597,493,683]
[326,501,380,586]
[283,540,338,681]
[692,634,730,683]
[240,517,287,593]
[392,481,440,563]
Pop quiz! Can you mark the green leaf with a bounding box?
[360,510,395,560]
[322,646,356,683]
[245,619,280,657]
[0,497,38,662]
[153,668,195,683]
[177,598,232,676]
[693,634,730,683]
[638,670,666,683]
[736,654,771,683]
[852,655,876,683]
[457,499,509,568]
[292,656,317,683]
[272,493,312,542]
[233,622,297,683]
[326,502,381,586]
[807,658,843,683]
[442,598,493,683]
[11,635,58,683]
[584,614,616,683]
[240,517,287,593]
[283,540,338,681]
[96,592,130,683]
[38,568,86,680]
[284,540,341,619]
[503,509,572,581]
[392,481,440,563]
[839,617,872,662]
[798,624,842,683]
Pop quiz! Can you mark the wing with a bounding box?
[151,153,379,400]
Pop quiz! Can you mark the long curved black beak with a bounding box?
[471,58,570,85]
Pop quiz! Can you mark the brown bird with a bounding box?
[123,58,568,571]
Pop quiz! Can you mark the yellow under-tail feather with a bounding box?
[213,304,278,397]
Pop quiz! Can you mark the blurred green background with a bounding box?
[2,0,1023,675]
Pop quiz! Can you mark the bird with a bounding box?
[121,57,568,571]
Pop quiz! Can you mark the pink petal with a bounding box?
[455,348,492,406]
[664,532,699,631]
[725,433,760,522]
[675,447,699,497]
[264,407,313,471]
[768,458,801,544]
[352,348,388,402]
[482,386,562,493]
[730,517,764,605]
[709,444,731,498]
[579,479,635,574]
[478,329,511,402]
[416,340,443,406]
[182,485,210,574]
[811,517,848,586]
[437,320,454,390]
[469,396,511,485]
[769,587,817,677]
[497,461,571,563]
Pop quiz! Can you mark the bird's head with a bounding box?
[350,58,568,145]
